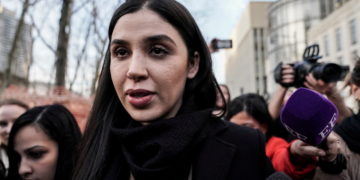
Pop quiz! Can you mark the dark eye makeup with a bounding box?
[0,121,8,127]
[25,148,48,160]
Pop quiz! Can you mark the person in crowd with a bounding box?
[268,64,352,140]
[6,104,81,180]
[73,0,274,179]
[227,93,342,179]
[313,59,360,179]
[0,99,29,175]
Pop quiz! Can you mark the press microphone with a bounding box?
[266,172,293,180]
[280,88,338,146]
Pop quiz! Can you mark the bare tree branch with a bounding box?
[29,15,56,53]
[72,0,91,14]
[90,0,108,95]
[69,19,92,91]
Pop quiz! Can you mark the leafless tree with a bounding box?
[54,0,73,88]
[69,19,92,91]
[90,1,108,95]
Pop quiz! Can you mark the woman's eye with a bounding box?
[0,122,8,127]
[150,46,168,57]
[27,151,46,160]
[113,48,129,58]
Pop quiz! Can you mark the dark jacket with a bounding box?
[104,113,274,180]
[192,119,274,180]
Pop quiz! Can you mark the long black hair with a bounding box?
[7,104,81,180]
[73,0,223,179]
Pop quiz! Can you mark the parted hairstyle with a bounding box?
[73,0,224,179]
[226,93,273,137]
[6,104,81,180]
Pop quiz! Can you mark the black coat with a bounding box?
[192,119,274,180]
[103,113,274,180]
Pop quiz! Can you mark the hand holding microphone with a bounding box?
[281,88,338,147]
[280,88,345,173]
[289,132,341,161]
[320,132,341,162]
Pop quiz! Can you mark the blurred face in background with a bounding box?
[230,111,267,134]
[15,125,58,180]
[110,9,199,123]
[0,105,26,145]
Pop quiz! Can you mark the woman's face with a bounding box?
[0,104,26,145]
[230,111,267,134]
[110,9,199,123]
[14,125,58,180]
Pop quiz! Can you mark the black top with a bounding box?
[103,109,274,180]
[192,119,274,180]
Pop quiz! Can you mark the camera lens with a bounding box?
[312,63,343,83]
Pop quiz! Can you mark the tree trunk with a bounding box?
[55,0,73,88]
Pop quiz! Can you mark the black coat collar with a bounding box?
[192,120,236,180]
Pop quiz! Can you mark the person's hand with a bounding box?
[290,132,342,161]
[304,73,337,95]
[290,139,326,158]
[319,132,341,162]
[280,64,295,84]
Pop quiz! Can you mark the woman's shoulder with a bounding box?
[195,118,274,179]
[209,118,266,148]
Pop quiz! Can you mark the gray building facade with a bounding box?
[0,5,32,84]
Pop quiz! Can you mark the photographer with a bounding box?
[268,44,352,125]
[269,65,352,124]
[313,59,360,180]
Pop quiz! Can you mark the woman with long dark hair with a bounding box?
[6,104,81,180]
[73,0,273,179]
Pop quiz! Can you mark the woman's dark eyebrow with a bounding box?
[111,39,129,46]
[145,35,177,46]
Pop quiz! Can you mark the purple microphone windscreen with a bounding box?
[280,88,338,146]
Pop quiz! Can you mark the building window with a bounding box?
[350,19,357,45]
[335,28,342,51]
[323,35,330,56]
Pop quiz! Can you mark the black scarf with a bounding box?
[103,102,213,180]
[335,113,360,154]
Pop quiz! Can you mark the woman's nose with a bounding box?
[19,159,33,178]
[126,53,149,82]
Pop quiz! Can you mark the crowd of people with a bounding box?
[0,0,359,179]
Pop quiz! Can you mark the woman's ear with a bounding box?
[187,51,200,79]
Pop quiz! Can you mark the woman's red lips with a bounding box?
[126,89,155,108]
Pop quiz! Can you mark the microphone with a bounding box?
[280,88,338,146]
[266,172,293,180]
